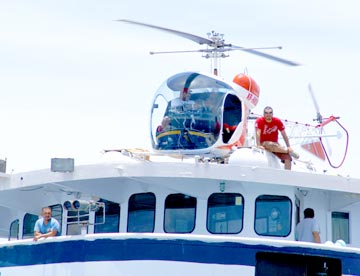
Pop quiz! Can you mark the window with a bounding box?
[207,193,244,234]
[127,193,156,232]
[22,213,38,239]
[255,195,292,237]
[50,204,63,230]
[164,193,196,233]
[332,212,349,244]
[9,219,19,241]
[95,199,120,233]
[295,196,300,225]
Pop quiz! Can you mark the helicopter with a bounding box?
[118,20,348,169]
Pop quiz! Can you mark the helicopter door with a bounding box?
[222,94,242,143]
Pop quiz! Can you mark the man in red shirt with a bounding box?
[255,106,299,170]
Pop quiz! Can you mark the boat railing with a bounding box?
[63,200,105,226]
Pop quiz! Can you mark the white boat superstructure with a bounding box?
[0,146,359,275]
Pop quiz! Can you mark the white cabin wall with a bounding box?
[239,188,256,238]
[193,198,208,234]
[349,205,360,246]
[0,207,14,238]
[119,200,128,233]
[154,189,167,233]
[0,207,28,239]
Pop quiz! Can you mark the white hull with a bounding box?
[1,261,254,276]
[1,233,360,275]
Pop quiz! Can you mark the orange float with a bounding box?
[233,73,260,97]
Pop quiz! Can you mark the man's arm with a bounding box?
[280,129,297,154]
[255,128,264,148]
[34,230,41,241]
[313,231,321,243]
[34,229,58,241]
[280,130,291,147]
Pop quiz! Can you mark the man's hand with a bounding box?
[33,232,43,241]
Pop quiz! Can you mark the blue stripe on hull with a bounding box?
[1,237,360,274]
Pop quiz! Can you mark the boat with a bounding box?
[0,20,358,276]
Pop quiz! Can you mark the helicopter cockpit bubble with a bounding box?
[150,71,246,157]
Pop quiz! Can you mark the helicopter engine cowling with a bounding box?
[232,73,260,109]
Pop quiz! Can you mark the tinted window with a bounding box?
[332,212,349,244]
[164,193,196,233]
[95,199,120,233]
[23,213,38,239]
[255,195,292,237]
[128,193,156,232]
[207,193,244,234]
[51,204,63,229]
[9,219,19,241]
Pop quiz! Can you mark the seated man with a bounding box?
[156,116,171,135]
[255,106,299,170]
[170,88,195,111]
[156,116,175,149]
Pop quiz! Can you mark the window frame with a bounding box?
[331,211,350,244]
[22,213,38,239]
[254,194,292,237]
[127,192,156,233]
[9,219,19,241]
[207,192,244,234]
[94,199,120,234]
[164,193,197,233]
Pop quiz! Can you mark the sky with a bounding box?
[0,0,359,176]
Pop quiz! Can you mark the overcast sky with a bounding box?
[0,0,359,176]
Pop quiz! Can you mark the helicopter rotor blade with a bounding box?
[118,19,213,45]
[150,47,286,56]
[150,49,210,55]
[230,45,300,66]
[118,19,300,66]
[308,83,323,123]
